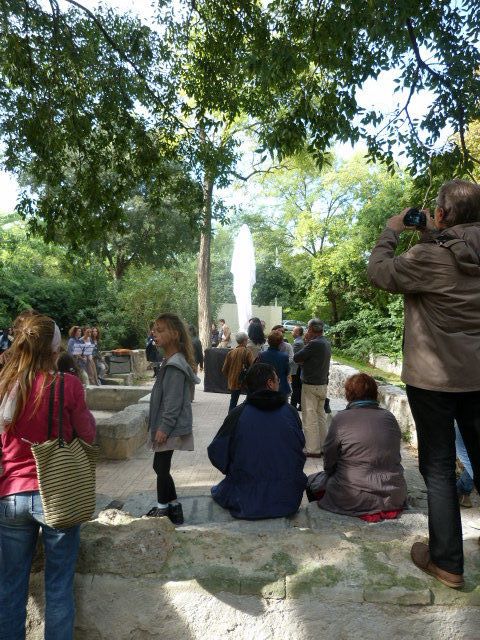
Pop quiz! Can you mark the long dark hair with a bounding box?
[248,321,265,346]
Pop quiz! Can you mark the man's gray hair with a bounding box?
[236,331,248,344]
[308,318,324,333]
[437,179,480,226]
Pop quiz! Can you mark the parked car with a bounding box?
[282,320,307,332]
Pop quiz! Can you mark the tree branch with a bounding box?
[369,71,418,140]
[62,0,185,131]
[405,18,480,169]
[232,164,287,181]
[405,19,444,83]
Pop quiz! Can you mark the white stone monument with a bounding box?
[231,224,256,331]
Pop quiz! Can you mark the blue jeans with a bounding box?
[0,491,80,640]
[455,423,474,495]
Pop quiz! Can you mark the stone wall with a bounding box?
[26,509,480,639]
[329,362,415,445]
[368,354,402,376]
[377,384,417,446]
[130,349,149,376]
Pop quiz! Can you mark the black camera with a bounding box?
[403,207,426,229]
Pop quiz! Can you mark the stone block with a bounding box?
[378,384,417,446]
[328,363,359,398]
[129,349,149,376]
[240,575,285,599]
[101,374,134,386]
[306,501,365,534]
[363,585,432,605]
[368,354,402,376]
[86,385,151,412]
[195,565,241,594]
[286,564,345,599]
[95,404,148,459]
[77,509,175,577]
[432,584,480,606]
[286,576,363,603]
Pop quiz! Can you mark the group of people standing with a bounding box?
[0,178,479,640]
[210,319,233,348]
[221,317,331,462]
[66,325,105,386]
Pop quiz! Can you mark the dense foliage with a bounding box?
[0,217,200,348]
[1,1,480,361]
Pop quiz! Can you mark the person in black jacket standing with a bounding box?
[188,325,204,373]
[290,325,304,410]
[293,319,331,458]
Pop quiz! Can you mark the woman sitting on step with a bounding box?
[313,373,407,522]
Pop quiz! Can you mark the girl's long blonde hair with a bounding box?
[155,313,195,371]
[0,314,57,430]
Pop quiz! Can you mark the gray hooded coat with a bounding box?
[148,353,199,438]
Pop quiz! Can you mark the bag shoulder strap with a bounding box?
[47,377,56,439]
[58,372,65,447]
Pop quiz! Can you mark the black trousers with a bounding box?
[228,389,242,413]
[290,372,302,409]
[406,385,480,574]
[153,450,177,504]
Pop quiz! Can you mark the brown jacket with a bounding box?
[318,405,407,516]
[368,223,480,392]
[222,345,255,391]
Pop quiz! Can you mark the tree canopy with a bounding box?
[1,0,480,354]
[2,0,480,220]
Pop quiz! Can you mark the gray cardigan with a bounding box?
[148,353,199,438]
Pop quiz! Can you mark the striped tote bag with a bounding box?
[31,373,99,529]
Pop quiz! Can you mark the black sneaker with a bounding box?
[168,502,184,525]
[146,506,169,517]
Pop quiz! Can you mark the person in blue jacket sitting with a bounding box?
[207,362,307,519]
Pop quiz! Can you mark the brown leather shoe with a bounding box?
[410,542,464,589]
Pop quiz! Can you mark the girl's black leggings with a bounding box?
[153,450,177,503]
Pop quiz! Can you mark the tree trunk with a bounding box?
[197,173,214,352]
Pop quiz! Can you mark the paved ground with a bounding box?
[61,378,480,640]
[94,374,479,534]
[95,375,341,510]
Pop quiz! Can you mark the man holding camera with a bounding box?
[368,179,480,589]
